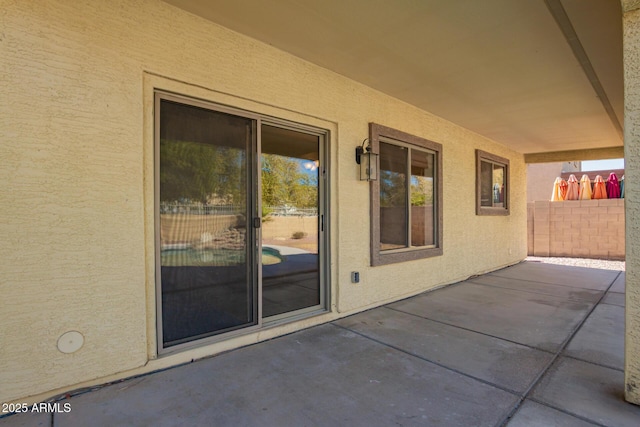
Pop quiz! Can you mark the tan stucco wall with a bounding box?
[623,2,640,405]
[527,163,564,202]
[526,162,581,203]
[0,0,526,403]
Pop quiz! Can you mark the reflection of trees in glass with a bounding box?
[160,140,317,208]
[410,176,434,206]
[160,139,245,204]
[380,170,406,208]
[261,154,317,208]
[380,144,434,208]
[380,173,433,207]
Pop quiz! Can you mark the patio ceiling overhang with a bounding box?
[162,0,624,161]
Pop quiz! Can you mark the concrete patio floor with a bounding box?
[2,261,638,426]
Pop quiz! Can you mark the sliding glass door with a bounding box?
[156,93,328,352]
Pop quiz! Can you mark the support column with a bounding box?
[622,0,640,405]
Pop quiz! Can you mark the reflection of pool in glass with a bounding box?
[261,246,285,265]
[161,247,284,266]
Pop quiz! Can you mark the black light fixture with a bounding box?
[355,138,378,181]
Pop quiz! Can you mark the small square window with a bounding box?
[476,150,509,216]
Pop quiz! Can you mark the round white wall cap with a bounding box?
[57,331,84,354]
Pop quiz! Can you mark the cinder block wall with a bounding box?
[528,199,625,260]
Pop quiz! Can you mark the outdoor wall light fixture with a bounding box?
[355,138,378,181]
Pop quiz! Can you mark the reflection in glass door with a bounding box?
[261,124,322,319]
[157,97,256,348]
[156,94,328,351]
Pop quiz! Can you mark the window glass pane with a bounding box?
[493,164,505,207]
[379,142,408,250]
[480,160,493,207]
[411,149,435,247]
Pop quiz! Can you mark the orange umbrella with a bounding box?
[592,175,607,199]
[565,174,579,200]
[579,174,592,200]
[551,177,566,201]
[559,179,568,200]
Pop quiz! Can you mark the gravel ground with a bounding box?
[525,256,625,271]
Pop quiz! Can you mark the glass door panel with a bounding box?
[158,98,256,348]
[261,124,321,318]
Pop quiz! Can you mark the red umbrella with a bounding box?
[565,174,579,200]
[592,175,607,199]
[606,173,620,198]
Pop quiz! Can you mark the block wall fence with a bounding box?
[527,199,625,260]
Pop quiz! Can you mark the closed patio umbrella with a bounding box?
[559,178,568,200]
[565,174,579,200]
[621,175,625,198]
[592,175,607,199]
[551,177,566,201]
[579,174,592,200]
[607,172,620,198]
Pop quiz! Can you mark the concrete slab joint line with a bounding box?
[2,262,638,426]
[497,270,623,426]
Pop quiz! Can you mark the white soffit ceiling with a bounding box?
[163,0,623,155]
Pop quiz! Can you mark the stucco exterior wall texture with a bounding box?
[623,1,640,405]
[0,0,526,403]
[526,163,565,203]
